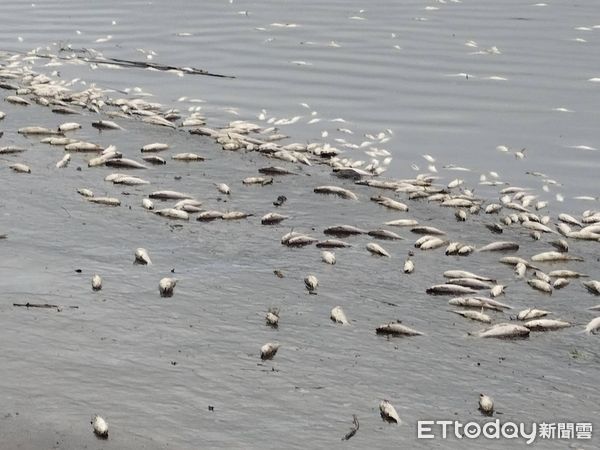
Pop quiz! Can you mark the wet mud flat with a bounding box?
[1,70,599,450]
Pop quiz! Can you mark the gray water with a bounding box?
[1,0,599,449]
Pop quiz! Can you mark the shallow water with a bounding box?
[1,0,600,449]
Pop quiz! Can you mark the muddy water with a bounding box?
[1,0,599,449]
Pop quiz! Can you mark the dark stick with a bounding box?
[341,415,359,441]
[2,49,235,78]
[13,302,79,309]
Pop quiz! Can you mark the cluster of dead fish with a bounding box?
[423,267,600,338]
[3,63,599,343]
[2,49,600,441]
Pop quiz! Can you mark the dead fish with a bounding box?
[447,278,494,290]
[367,229,404,240]
[448,297,509,312]
[56,153,70,168]
[18,126,61,135]
[384,219,419,227]
[304,275,319,294]
[142,198,154,210]
[87,149,121,167]
[88,197,121,206]
[553,278,570,289]
[5,95,31,105]
[556,223,572,236]
[427,284,477,296]
[567,230,600,240]
[174,199,202,210]
[9,163,31,173]
[411,226,445,235]
[321,251,336,264]
[149,190,194,200]
[172,152,205,161]
[260,342,280,360]
[141,143,169,153]
[371,195,409,211]
[527,279,553,294]
[531,251,583,262]
[548,270,587,278]
[77,188,94,198]
[159,277,177,297]
[281,231,317,247]
[436,196,473,207]
[479,394,494,416]
[91,274,102,291]
[458,245,475,256]
[134,248,152,265]
[316,239,351,248]
[92,120,123,130]
[176,204,201,213]
[376,321,423,336]
[490,285,505,297]
[259,166,296,175]
[52,106,79,115]
[142,115,177,128]
[197,210,225,221]
[265,308,279,328]
[367,242,390,257]
[524,319,571,331]
[155,208,189,220]
[558,213,582,227]
[549,239,569,252]
[485,204,503,214]
[582,280,600,295]
[287,236,318,247]
[324,225,367,237]
[106,158,148,169]
[524,223,555,236]
[419,237,446,250]
[478,241,519,252]
[473,323,530,339]
[445,242,463,256]
[517,308,551,320]
[243,176,273,185]
[414,235,437,248]
[379,400,401,424]
[222,211,252,220]
[58,122,81,132]
[443,270,495,282]
[499,256,537,268]
[91,415,108,439]
[261,212,289,225]
[314,185,358,200]
[485,223,503,234]
[455,209,467,221]
[403,257,414,274]
[452,310,491,323]
[584,317,600,334]
[216,183,231,195]
[65,141,103,152]
[112,175,150,185]
[515,263,527,278]
[330,306,349,324]
[142,155,166,165]
[534,271,551,283]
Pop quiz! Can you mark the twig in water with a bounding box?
[13,302,78,310]
[341,415,359,441]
